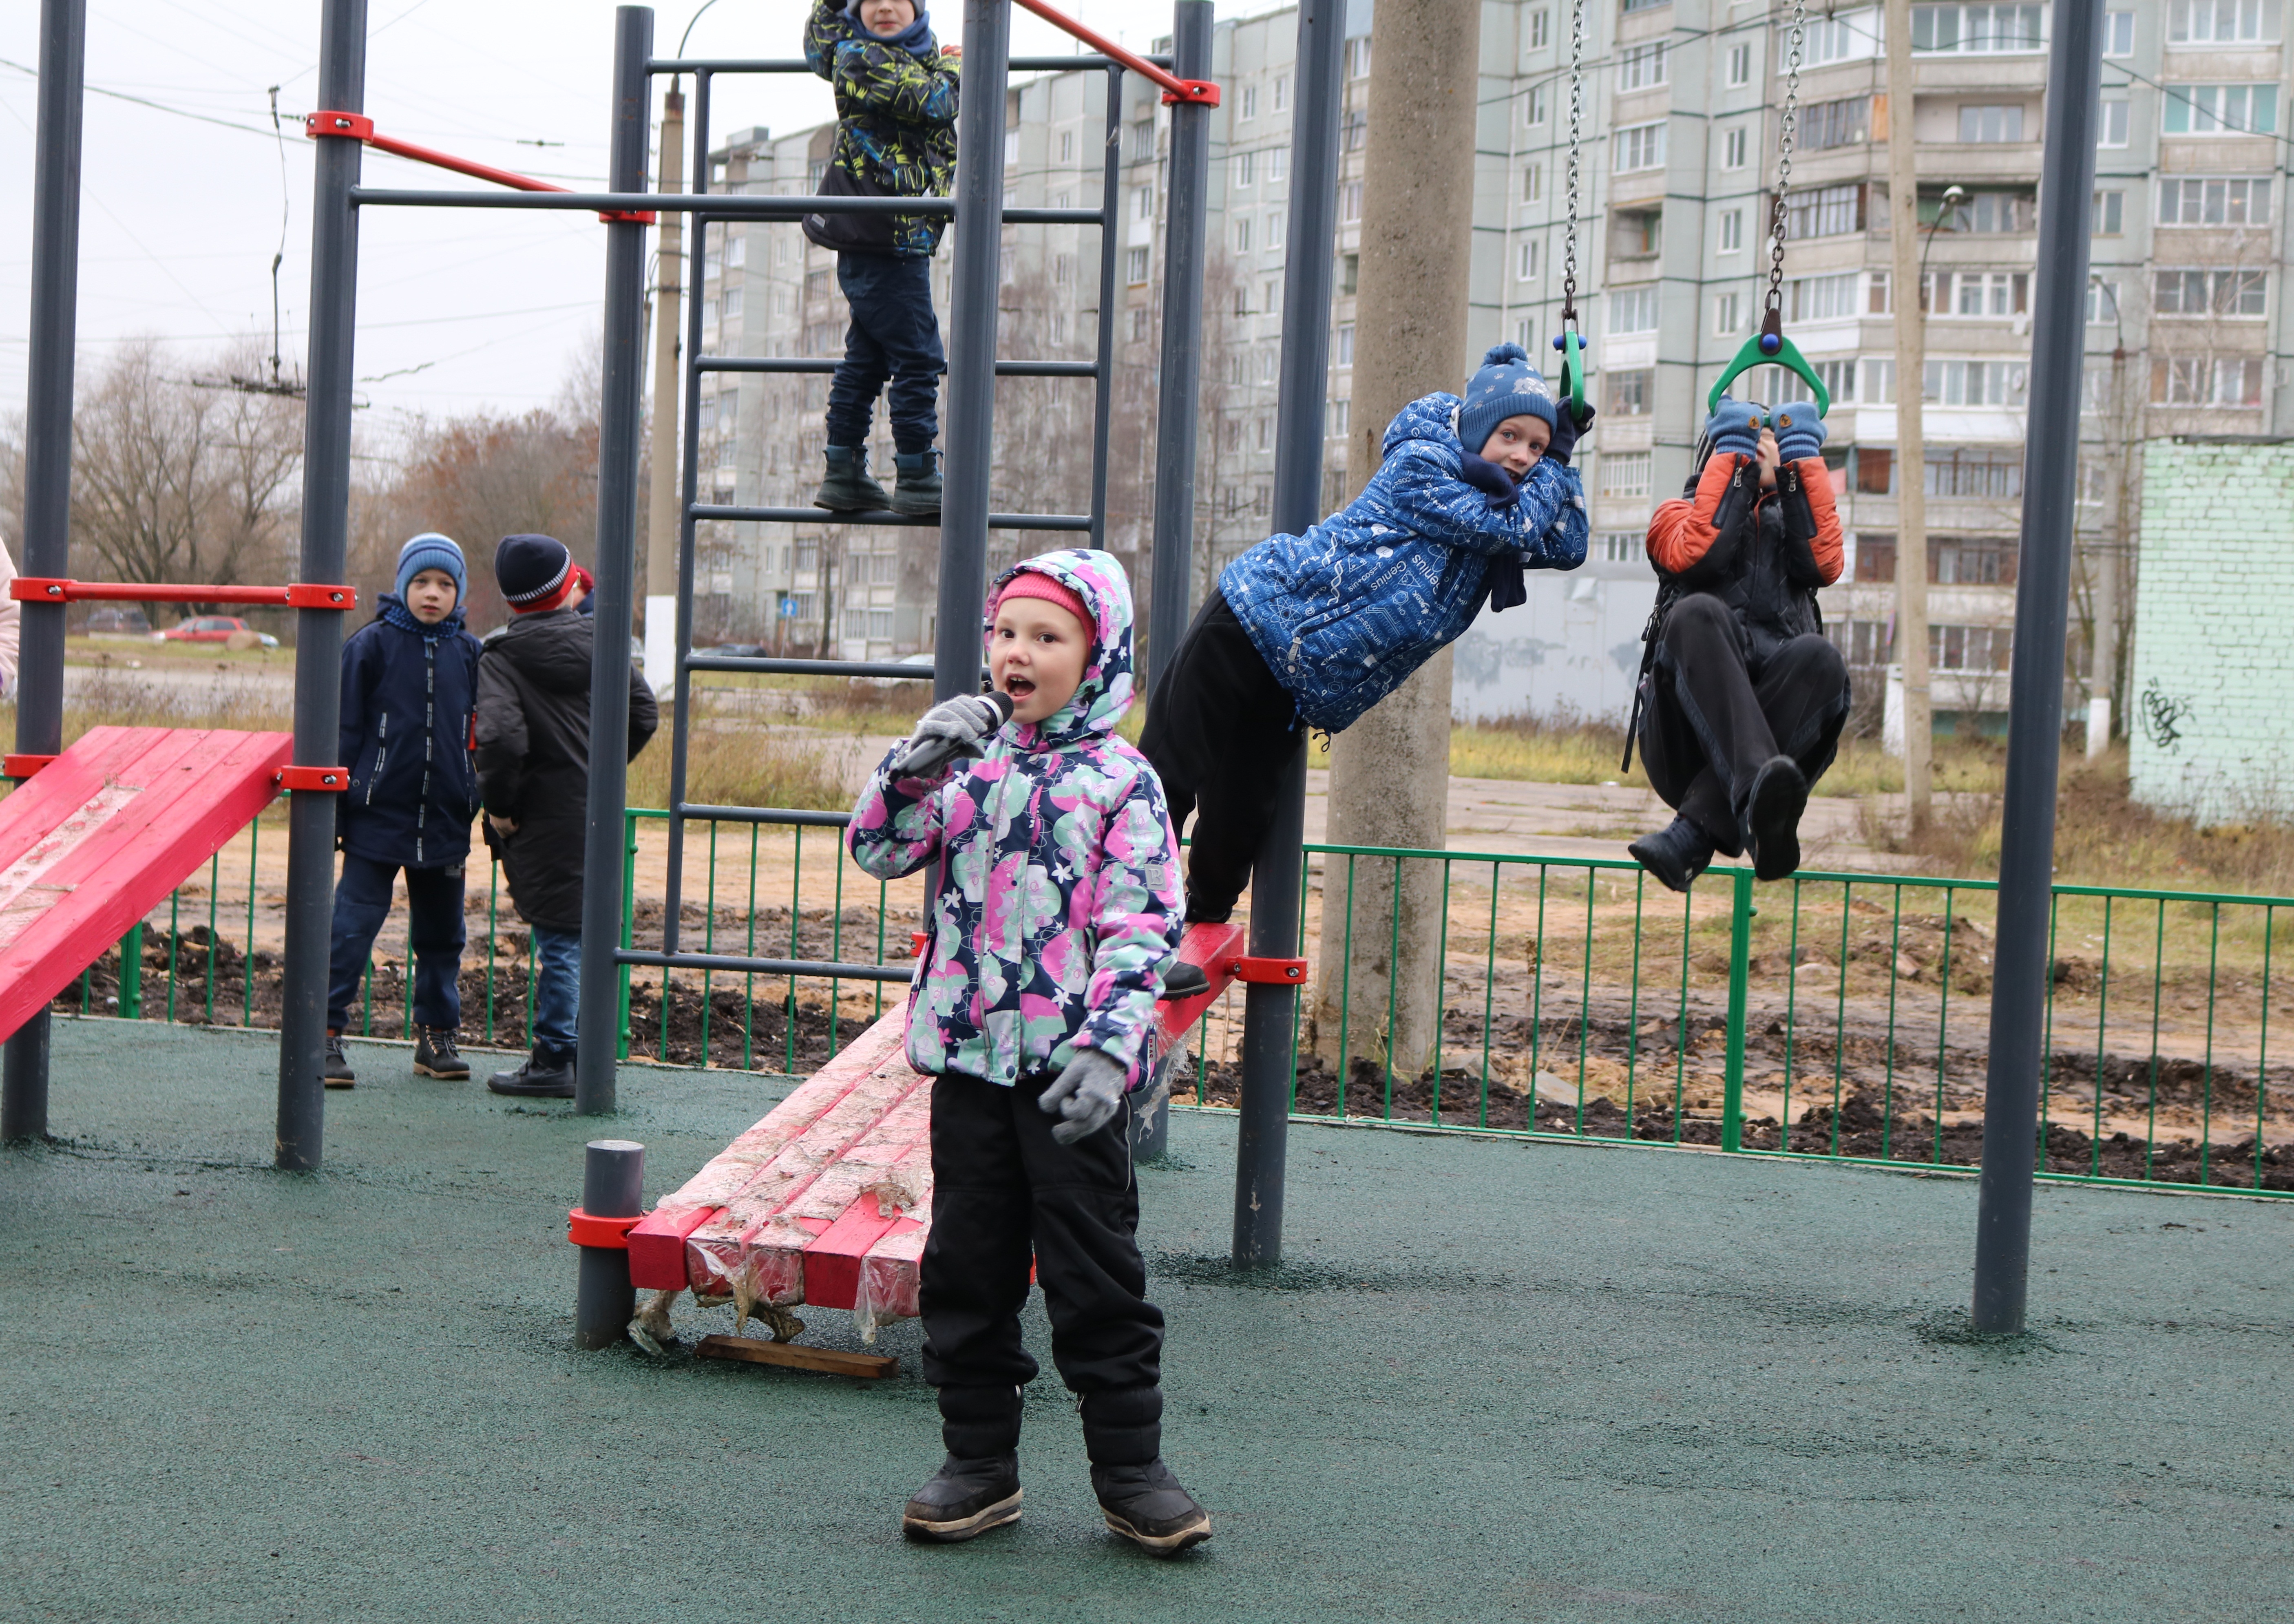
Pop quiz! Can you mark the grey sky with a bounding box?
[0,0,1209,431]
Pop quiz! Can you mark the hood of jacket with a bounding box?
[1394,391,1470,465]
[981,548,1137,753]
[489,608,593,696]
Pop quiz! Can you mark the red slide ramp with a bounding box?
[0,727,294,1045]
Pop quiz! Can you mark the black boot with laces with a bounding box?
[413,1027,469,1080]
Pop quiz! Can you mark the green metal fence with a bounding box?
[61,809,2292,1198]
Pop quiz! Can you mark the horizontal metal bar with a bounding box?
[690,503,1091,530]
[696,356,1100,378]
[2047,881,2294,909]
[619,948,914,983]
[682,654,939,679]
[998,208,1103,225]
[648,55,1172,73]
[674,803,853,828]
[353,189,1097,225]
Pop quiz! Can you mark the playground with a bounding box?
[6,1016,2292,1623]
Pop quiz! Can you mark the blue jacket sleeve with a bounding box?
[1516,459,1590,570]
[1377,440,1576,560]
[1070,760,1185,1087]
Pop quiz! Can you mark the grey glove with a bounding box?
[1037,1049,1129,1145]
[891,692,1009,778]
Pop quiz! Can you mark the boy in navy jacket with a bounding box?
[324,534,484,1086]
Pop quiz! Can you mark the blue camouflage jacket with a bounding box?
[1219,393,1589,733]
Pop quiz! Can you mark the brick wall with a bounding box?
[2130,439,2294,824]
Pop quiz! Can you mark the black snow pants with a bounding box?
[1638,593,1851,856]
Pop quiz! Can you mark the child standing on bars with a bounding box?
[846,549,1210,1557]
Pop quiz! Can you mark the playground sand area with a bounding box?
[4,1019,2291,1623]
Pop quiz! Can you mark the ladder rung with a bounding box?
[683,654,943,679]
[674,803,852,827]
[617,948,913,983]
[689,504,1090,530]
[696,356,1098,378]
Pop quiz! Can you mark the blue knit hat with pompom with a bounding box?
[1456,341,1559,452]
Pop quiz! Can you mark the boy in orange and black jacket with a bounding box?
[1625,398,1849,891]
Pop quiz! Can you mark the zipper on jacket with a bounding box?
[366,713,387,806]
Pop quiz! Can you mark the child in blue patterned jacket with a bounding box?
[1140,342,1592,924]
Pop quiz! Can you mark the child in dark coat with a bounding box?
[324,534,484,1087]
[802,0,961,517]
[475,534,659,1099]
[1142,342,1591,927]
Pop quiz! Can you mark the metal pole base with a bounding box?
[1132,1089,1171,1160]
[575,1138,645,1350]
[2,1013,53,1143]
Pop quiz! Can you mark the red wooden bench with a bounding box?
[0,727,294,1044]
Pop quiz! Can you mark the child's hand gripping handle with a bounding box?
[891,691,1014,779]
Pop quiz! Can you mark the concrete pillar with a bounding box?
[643,87,684,696]
[1311,0,1479,1081]
[1884,0,1933,826]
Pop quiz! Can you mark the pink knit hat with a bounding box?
[995,569,1093,635]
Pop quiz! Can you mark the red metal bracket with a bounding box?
[11,578,356,608]
[307,109,655,224]
[911,930,929,957]
[4,754,56,780]
[13,578,67,601]
[1160,80,1221,106]
[569,1207,643,1249]
[1231,956,1310,984]
[274,765,349,792]
[285,583,358,609]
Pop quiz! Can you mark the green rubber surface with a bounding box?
[4,1019,2291,1622]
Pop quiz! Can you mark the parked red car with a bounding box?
[161,616,279,648]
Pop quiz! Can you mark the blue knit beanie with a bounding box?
[1455,342,1559,453]
[396,532,466,603]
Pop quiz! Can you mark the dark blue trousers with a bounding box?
[326,854,467,1033]
[827,250,944,454]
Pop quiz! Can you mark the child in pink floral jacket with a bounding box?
[847,547,1209,1557]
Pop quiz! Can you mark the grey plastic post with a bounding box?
[931,0,1009,705]
[573,5,656,1116]
[1143,1,1213,689]
[275,0,368,1173]
[1232,0,1344,1269]
[575,1138,645,1349]
[1,0,82,1143]
[1970,0,2104,1334]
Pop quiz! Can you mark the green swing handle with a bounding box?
[1707,306,1832,418]
[1556,326,1590,428]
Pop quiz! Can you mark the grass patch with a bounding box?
[627,724,854,813]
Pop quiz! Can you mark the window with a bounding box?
[1346,36,1372,78]
[2155,268,2268,316]
[1615,208,1661,258]
[1600,533,1640,563]
[1857,446,1896,492]
[726,236,745,267]
[1926,454,2023,504]
[1530,8,1551,49]
[1133,185,1154,221]
[722,287,743,320]
[794,539,820,574]
[1255,416,1272,452]
[2155,356,2267,404]
[1923,358,2029,405]
[1125,246,1149,284]
[1939,190,2035,232]
[1004,130,1019,166]
[1263,278,1281,314]
[1341,253,1359,294]
[1622,0,1669,11]
[1615,121,1666,173]
[1053,253,1073,286]
[1714,291,1745,335]
[1786,270,1861,322]
[2104,9,2135,52]
[1610,287,1660,333]
[1335,323,1355,365]
[1928,532,2019,581]
[1327,398,1350,438]
[1233,150,1255,188]
[1868,270,1893,313]
[1865,359,1898,402]
[1719,209,1744,253]
[1129,307,1151,342]
[1800,96,1871,152]
[1526,85,1549,127]
[1266,209,1286,250]
[1341,181,1363,222]
[1059,130,1076,164]
[1514,314,1538,351]
[1233,217,1252,254]
[1130,120,1155,163]
[1854,536,1898,583]
[2093,188,2126,235]
[1523,162,1545,203]
[1727,42,1753,87]
[804,267,830,299]
[1342,110,1367,152]
[1275,76,1290,112]
[2163,85,2279,135]
[1958,104,2027,143]
[1240,86,1258,121]
[1618,42,1668,92]
[1517,238,1541,280]
[1608,369,1652,416]
[1912,4,2045,52]
[2158,176,2271,225]
[2098,99,2130,147]
[1793,9,1883,65]
[1600,452,1653,499]
[1921,270,2029,317]
[2169,0,2283,42]
[1723,127,1748,169]
[1267,149,1288,183]
[1932,624,2013,672]
[998,248,1014,285]
[1786,183,1867,239]
[1234,283,1251,317]
[1814,357,1857,404]
[2086,276,2121,325]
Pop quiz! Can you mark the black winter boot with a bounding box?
[1628,816,1717,895]
[412,1027,469,1080]
[904,1385,1025,1542]
[1159,960,1210,1002]
[1741,755,1810,882]
[891,448,943,517]
[487,1046,575,1098]
[323,1032,356,1089]
[1082,1386,1211,1556]
[815,445,889,513]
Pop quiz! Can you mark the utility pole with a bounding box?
[1313,0,1480,1080]
[1884,0,1933,827]
[643,84,685,696]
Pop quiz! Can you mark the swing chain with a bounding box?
[1560,0,1583,323]
[1767,0,1807,319]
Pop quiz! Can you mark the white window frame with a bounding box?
[1719,209,1744,253]
[1614,120,1666,175]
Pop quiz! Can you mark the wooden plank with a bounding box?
[0,727,290,1045]
[626,1204,713,1291]
[794,1089,934,1310]
[0,727,160,872]
[694,1333,898,1380]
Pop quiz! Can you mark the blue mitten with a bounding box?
[1705,398,1762,461]
[1770,401,1826,462]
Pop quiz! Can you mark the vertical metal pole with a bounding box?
[1971,0,2103,1335]
[1086,64,1123,551]
[574,1138,644,1348]
[574,5,656,1117]
[1144,2,1213,687]
[932,0,1010,703]
[1232,0,1343,1269]
[276,0,368,1173]
[1721,867,1753,1153]
[2,0,83,1143]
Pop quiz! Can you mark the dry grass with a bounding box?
[1448,707,1651,788]
[626,723,855,813]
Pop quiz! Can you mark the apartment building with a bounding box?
[696,1,2293,730]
